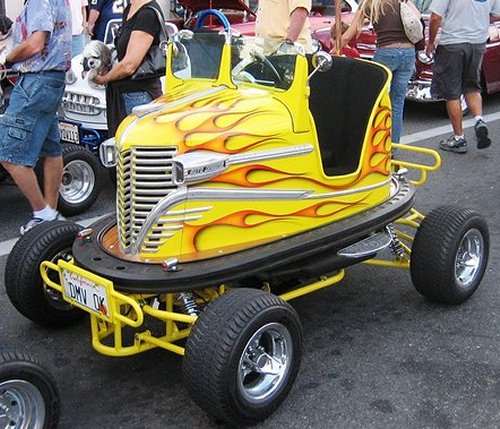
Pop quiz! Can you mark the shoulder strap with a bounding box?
[144,5,168,41]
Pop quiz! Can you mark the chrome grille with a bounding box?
[62,91,102,115]
[117,146,179,252]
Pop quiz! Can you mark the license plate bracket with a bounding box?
[59,260,113,321]
[59,121,80,144]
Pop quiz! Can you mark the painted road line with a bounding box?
[0,214,108,258]
[401,111,500,144]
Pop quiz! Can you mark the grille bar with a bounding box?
[117,146,178,251]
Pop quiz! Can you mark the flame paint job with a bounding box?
[114,48,393,262]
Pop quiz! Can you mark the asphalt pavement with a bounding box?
[0,98,499,428]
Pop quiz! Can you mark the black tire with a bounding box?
[0,347,60,429]
[58,144,102,216]
[411,205,489,304]
[183,288,303,425]
[5,221,85,327]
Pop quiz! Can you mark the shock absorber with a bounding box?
[386,224,406,261]
[176,292,199,316]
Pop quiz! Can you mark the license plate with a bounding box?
[60,265,112,320]
[59,121,80,144]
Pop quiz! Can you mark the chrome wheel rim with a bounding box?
[60,160,95,205]
[237,322,293,404]
[0,379,45,429]
[455,228,484,288]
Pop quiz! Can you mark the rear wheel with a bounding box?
[5,221,85,327]
[183,288,303,425]
[0,347,60,429]
[410,205,489,304]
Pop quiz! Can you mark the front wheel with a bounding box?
[183,288,303,425]
[410,205,489,304]
[0,347,60,429]
[5,221,85,327]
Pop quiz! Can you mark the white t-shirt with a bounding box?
[430,0,500,44]
[69,0,89,36]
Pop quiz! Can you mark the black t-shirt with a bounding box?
[115,0,162,61]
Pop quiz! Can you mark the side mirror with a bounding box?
[311,51,333,72]
[308,51,333,80]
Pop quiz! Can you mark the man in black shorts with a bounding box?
[426,0,500,154]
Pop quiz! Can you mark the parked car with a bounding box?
[312,15,500,111]
[5,21,489,426]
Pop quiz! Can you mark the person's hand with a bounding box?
[275,40,304,56]
[91,72,106,86]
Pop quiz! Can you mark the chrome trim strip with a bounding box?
[226,145,313,166]
[173,145,314,185]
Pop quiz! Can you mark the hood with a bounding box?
[178,0,256,15]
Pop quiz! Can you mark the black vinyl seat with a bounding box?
[308,56,389,176]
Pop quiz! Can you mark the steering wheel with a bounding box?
[233,50,283,86]
[194,9,231,32]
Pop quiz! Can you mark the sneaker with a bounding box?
[439,136,468,154]
[475,119,491,149]
[20,212,65,236]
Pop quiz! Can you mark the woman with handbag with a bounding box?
[92,0,164,135]
[341,0,422,147]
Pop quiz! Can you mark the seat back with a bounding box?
[308,56,389,176]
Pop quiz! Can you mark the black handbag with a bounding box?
[130,6,168,80]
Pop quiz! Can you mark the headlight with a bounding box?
[65,69,77,85]
[417,50,434,65]
[99,137,117,167]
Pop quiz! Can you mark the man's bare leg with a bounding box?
[42,156,63,209]
[446,99,463,136]
[1,161,46,211]
[465,91,482,117]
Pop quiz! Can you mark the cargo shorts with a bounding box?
[0,70,65,167]
[431,43,486,101]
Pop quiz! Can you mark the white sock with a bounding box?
[33,205,57,221]
[454,135,464,141]
[474,115,483,123]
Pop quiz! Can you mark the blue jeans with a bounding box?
[373,47,415,144]
[122,91,153,116]
[0,71,65,167]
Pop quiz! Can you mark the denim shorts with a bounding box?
[0,71,65,167]
[431,43,485,100]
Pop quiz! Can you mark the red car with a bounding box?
[312,14,500,107]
